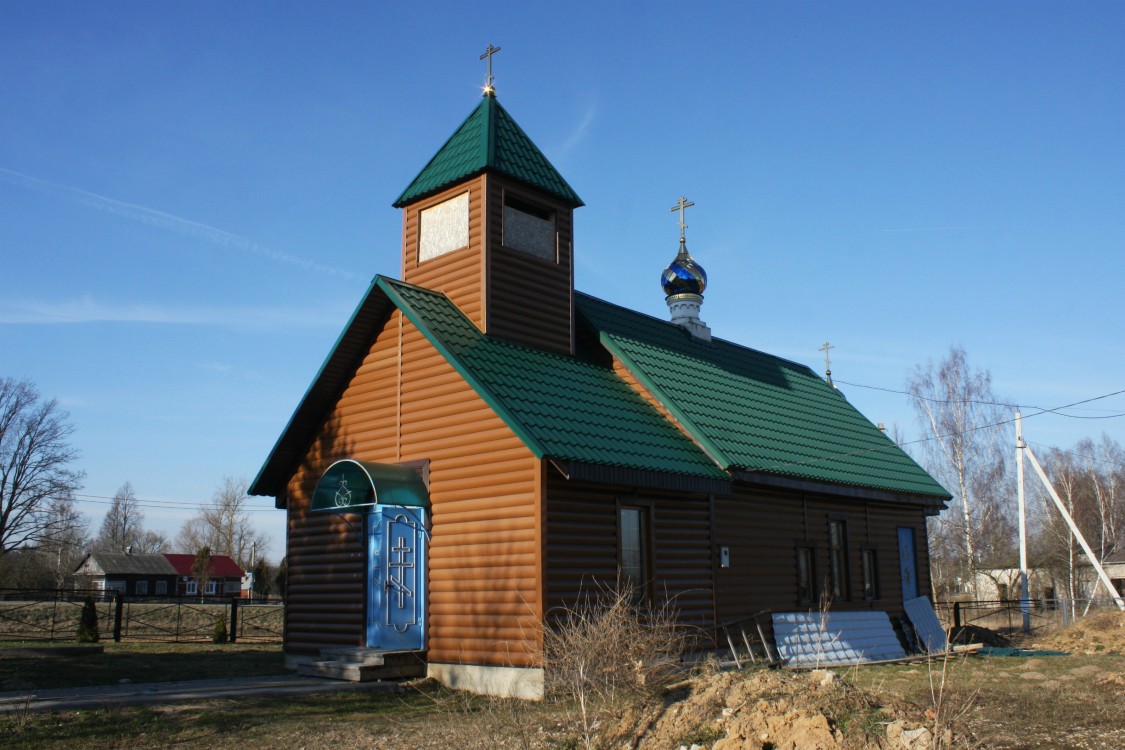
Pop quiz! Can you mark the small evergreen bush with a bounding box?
[212,616,228,644]
[76,595,99,643]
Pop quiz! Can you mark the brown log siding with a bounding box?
[712,488,930,630]
[283,309,542,666]
[486,177,574,354]
[402,178,487,331]
[543,475,715,629]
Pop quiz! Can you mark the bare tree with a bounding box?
[1031,436,1125,610]
[40,494,90,587]
[94,481,144,552]
[0,378,84,554]
[906,346,1012,594]
[176,477,269,568]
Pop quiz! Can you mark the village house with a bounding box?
[249,72,950,697]
[72,552,246,598]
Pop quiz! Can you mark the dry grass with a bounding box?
[4,653,1125,748]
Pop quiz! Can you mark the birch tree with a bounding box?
[906,346,1011,594]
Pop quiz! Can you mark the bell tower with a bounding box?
[393,50,583,355]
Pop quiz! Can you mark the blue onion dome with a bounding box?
[661,240,708,297]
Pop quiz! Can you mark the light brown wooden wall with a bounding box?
[400,175,575,355]
[284,309,543,666]
[401,178,487,331]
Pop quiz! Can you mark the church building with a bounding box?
[249,62,949,697]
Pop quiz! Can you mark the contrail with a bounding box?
[0,166,355,279]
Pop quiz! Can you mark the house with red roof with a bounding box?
[72,552,246,598]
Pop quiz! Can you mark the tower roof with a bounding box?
[393,93,584,208]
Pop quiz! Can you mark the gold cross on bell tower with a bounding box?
[670,196,695,243]
[480,44,501,94]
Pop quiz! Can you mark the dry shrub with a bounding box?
[543,583,694,748]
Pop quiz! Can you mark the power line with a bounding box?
[70,493,279,514]
[835,380,1125,418]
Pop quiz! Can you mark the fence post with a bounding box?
[113,593,124,643]
[953,601,961,630]
[229,598,239,643]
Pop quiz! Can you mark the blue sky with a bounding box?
[3,2,1123,563]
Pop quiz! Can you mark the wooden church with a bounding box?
[249,64,950,697]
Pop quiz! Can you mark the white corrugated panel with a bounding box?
[904,595,948,653]
[772,611,907,667]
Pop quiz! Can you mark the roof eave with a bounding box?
[249,276,396,498]
[732,469,951,512]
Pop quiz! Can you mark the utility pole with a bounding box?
[1016,411,1031,632]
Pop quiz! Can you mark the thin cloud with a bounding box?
[881,226,987,233]
[0,166,354,279]
[0,294,349,329]
[556,103,597,159]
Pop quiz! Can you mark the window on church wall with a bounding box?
[828,519,850,600]
[502,193,557,262]
[861,548,878,600]
[418,191,470,262]
[619,505,650,604]
[796,546,816,604]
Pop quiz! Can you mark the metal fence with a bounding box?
[0,588,283,644]
[935,597,1120,635]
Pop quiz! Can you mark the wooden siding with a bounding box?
[400,174,575,355]
[486,177,574,355]
[544,475,715,629]
[712,488,931,630]
[283,309,543,666]
[402,177,487,331]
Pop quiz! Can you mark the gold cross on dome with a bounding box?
[480,44,501,93]
[670,196,695,242]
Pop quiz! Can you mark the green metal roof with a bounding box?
[393,93,583,208]
[377,277,724,480]
[575,293,951,500]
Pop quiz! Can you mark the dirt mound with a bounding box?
[1032,610,1125,654]
[606,669,961,750]
[949,624,1011,647]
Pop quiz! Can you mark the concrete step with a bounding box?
[298,649,426,683]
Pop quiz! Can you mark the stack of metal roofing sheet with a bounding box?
[772,611,907,667]
[904,596,949,653]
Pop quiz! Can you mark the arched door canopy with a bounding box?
[311,459,429,512]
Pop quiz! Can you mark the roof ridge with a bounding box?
[574,291,819,375]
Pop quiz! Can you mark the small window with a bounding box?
[796,546,816,604]
[861,549,878,600]
[155,580,167,595]
[135,580,148,596]
[619,506,649,603]
[828,520,849,600]
[186,581,199,595]
[224,581,241,594]
[419,191,470,262]
[503,194,557,261]
[205,581,217,595]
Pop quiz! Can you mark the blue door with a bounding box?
[367,506,426,650]
[898,527,919,602]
